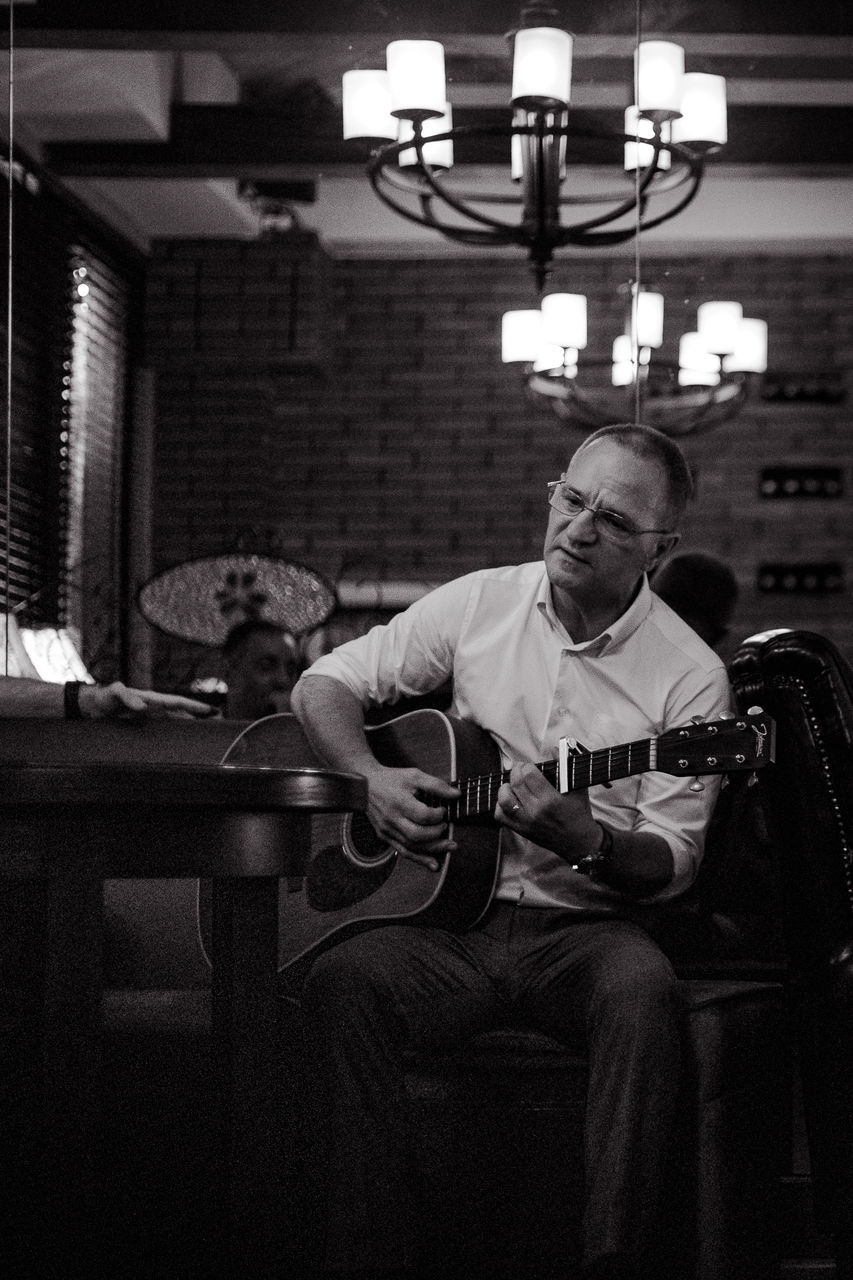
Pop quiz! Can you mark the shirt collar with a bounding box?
[536,567,653,654]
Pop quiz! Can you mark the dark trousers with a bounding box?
[300,902,683,1276]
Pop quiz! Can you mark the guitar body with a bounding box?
[198,709,503,981]
[197,703,774,984]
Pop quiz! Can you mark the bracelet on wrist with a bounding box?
[571,823,614,881]
[63,681,85,720]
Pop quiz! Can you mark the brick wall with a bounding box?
[144,239,853,684]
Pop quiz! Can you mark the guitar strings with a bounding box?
[452,740,656,816]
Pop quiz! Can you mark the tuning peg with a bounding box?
[718,710,735,720]
[747,772,759,788]
[690,715,705,724]
[747,705,765,715]
[688,778,706,792]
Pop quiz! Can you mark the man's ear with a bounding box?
[646,532,680,575]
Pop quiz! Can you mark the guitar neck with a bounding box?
[449,737,655,821]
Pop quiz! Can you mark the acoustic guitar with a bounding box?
[198,706,775,982]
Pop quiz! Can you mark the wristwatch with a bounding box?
[571,824,614,880]
[63,680,86,719]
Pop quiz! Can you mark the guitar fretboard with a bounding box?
[449,737,656,821]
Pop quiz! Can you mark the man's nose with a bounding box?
[567,506,599,539]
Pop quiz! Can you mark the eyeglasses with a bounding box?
[547,480,672,543]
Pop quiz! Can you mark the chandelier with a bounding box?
[341,3,728,287]
[501,289,768,436]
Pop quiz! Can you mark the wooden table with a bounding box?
[0,761,367,1276]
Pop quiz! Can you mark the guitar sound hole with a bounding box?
[342,811,397,868]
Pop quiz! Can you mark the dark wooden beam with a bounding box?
[5,0,853,48]
[41,104,853,178]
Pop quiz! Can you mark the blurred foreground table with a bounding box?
[0,761,366,1276]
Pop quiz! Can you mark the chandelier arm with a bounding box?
[370,121,687,228]
[419,227,522,246]
[554,225,647,248]
[377,172,692,211]
[369,162,522,245]
[370,129,530,238]
[545,136,671,238]
[414,194,524,245]
[366,160,475,235]
[550,157,703,245]
[378,165,523,207]
[366,123,708,248]
[556,160,694,207]
[617,152,704,234]
[530,367,748,436]
[663,379,748,437]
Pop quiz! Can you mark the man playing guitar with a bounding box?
[292,423,734,1280]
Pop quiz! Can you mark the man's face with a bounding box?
[543,438,678,624]
[227,631,300,719]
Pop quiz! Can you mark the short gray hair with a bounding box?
[574,423,693,526]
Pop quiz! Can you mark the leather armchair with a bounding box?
[730,627,853,1280]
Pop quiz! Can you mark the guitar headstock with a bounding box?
[657,709,776,777]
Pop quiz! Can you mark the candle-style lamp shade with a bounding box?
[635,41,685,117]
[697,301,744,356]
[342,70,396,141]
[633,289,665,349]
[541,293,587,350]
[502,310,543,364]
[612,335,636,387]
[724,317,769,373]
[672,74,728,148]
[386,40,446,118]
[679,332,722,386]
[612,334,651,387]
[511,27,573,108]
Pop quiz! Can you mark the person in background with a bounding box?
[651,551,739,653]
[222,618,302,720]
[0,675,215,719]
[291,423,732,1280]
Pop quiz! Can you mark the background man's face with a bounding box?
[227,631,300,718]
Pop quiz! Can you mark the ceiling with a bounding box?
[2,0,853,257]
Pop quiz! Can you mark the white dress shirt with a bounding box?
[302,561,733,910]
